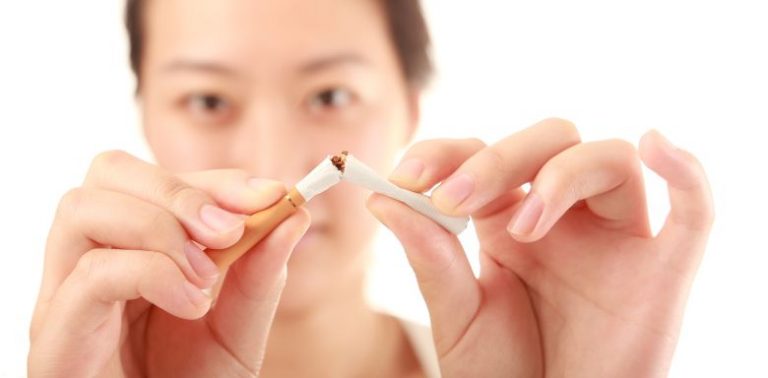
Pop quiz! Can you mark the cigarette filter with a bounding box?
[205,157,341,271]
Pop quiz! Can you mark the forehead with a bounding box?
[143,0,394,72]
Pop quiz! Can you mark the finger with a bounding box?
[40,188,219,307]
[639,130,714,262]
[31,249,209,377]
[508,139,650,242]
[367,193,481,356]
[178,169,286,214]
[205,208,310,367]
[83,150,244,249]
[431,118,581,216]
[388,138,486,192]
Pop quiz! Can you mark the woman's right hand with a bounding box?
[28,150,310,377]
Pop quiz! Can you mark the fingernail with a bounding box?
[184,241,220,283]
[435,173,475,211]
[183,281,211,307]
[200,204,243,233]
[390,159,425,184]
[508,193,544,237]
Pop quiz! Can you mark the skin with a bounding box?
[30,0,419,376]
[369,120,714,377]
[28,0,714,377]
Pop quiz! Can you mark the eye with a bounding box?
[188,94,228,113]
[183,93,234,124]
[309,87,355,110]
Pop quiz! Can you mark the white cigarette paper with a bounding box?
[292,153,469,234]
[342,155,469,234]
[295,157,342,201]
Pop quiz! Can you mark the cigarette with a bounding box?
[205,151,469,271]
[335,152,469,235]
[205,158,341,271]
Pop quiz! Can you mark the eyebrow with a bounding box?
[161,61,237,76]
[298,52,369,74]
[161,52,369,77]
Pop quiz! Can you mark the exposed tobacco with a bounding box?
[331,150,348,172]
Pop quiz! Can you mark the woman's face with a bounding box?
[139,0,417,310]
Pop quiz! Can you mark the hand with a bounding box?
[29,151,310,377]
[368,118,714,377]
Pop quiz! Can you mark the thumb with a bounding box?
[639,130,714,270]
[367,193,480,356]
[205,209,311,372]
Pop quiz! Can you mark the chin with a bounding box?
[275,226,370,316]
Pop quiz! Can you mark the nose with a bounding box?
[229,102,321,185]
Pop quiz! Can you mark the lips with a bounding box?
[294,224,328,250]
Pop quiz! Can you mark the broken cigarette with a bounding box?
[205,151,469,271]
[335,152,469,235]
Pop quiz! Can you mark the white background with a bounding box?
[1,1,766,376]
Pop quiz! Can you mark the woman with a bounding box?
[28,0,714,376]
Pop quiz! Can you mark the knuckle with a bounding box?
[73,251,109,298]
[606,138,637,156]
[604,139,641,166]
[86,150,133,185]
[678,148,706,173]
[672,205,715,232]
[459,137,486,153]
[138,253,177,298]
[56,187,86,219]
[156,177,206,212]
[143,208,185,251]
[439,138,486,159]
[670,147,712,192]
[687,189,716,230]
[483,146,512,180]
[541,116,575,128]
[700,204,716,228]
[146,251,175,276]
[705,204,716,228]
[540,159,580,202]
[146,209,179,235]
[90,150,130,174]
[405,138,485,164]
[542,117,581,144]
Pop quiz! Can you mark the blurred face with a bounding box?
[140,0,416,311]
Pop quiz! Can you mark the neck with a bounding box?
[260,279,418,377]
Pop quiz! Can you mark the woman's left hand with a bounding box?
[368,118,713,377]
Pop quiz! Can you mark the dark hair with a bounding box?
[125,0,433,91]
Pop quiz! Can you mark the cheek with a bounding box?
[341,109,409,173]
[143,110,232,172]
